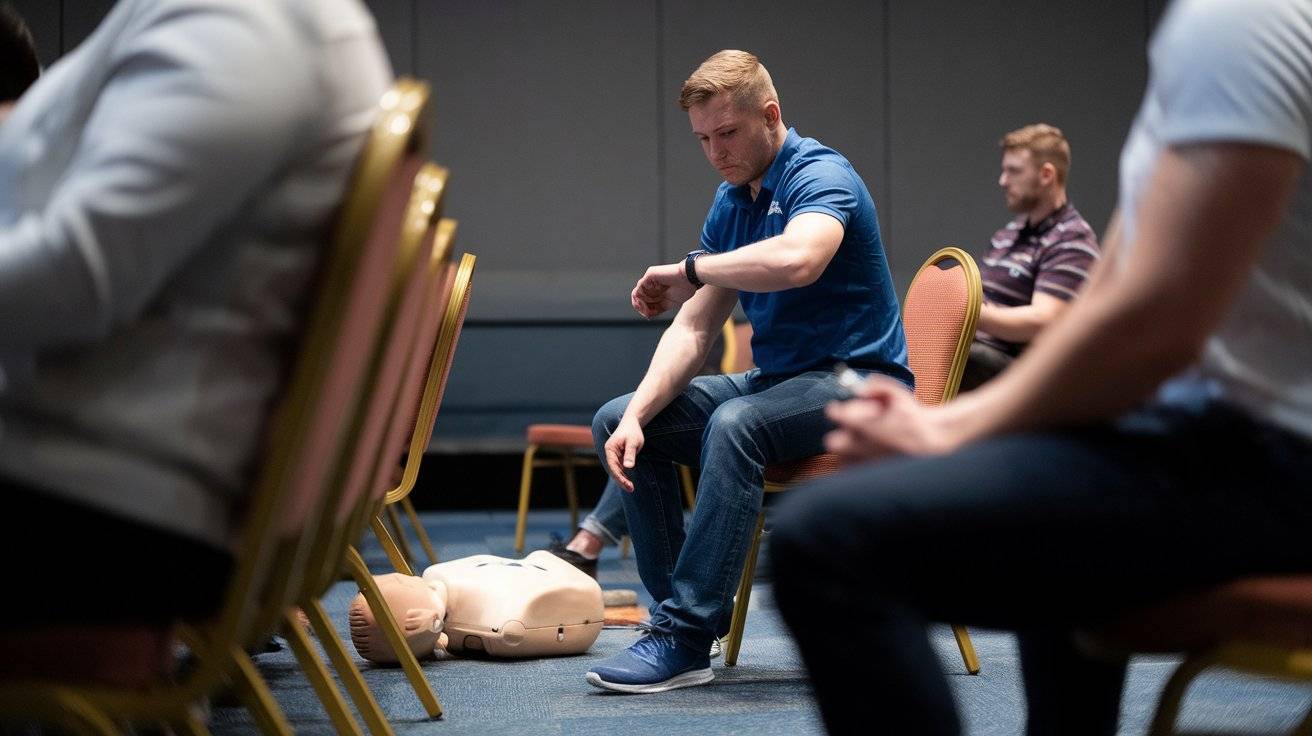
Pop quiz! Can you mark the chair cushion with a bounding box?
[526,423,596,449]
[763,453,842,487]
[1091,576,1312,653]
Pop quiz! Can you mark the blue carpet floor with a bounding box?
[210,510,1311,735]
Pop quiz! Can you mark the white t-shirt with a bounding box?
[0,0,392,546]
[1118,0,1312,439]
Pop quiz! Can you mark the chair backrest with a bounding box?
[901,247,982,406]
[300,160,448,599]
[393,218,458,464]
[383,250,477,506]
[216,79,431,649]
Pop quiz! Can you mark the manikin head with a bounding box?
[347,573,448,664]
[681,50,787,196]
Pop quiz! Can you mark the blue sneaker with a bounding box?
[586,633,713,693]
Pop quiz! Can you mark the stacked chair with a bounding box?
[281,81,480,734]
[0,78,480,735]
[720,246,985,673]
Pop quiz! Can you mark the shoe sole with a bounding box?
[585,667,714,694]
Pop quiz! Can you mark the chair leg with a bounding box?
[401,496,439,566]
[226,643,294,736]
[303,599,395,736]
[724,511,766,667]
[346,546,443,719]
[562,452,580,532]
[1291,697,1312,734]
[1295,702,1312,736]
[385,504,417,569]
[677,465,697,510]
[36,692,121,736]
[951,625,981,675]
[514,445,538,553]
[1148,651,1217,736]
[370,515,414,576]
[282,609,364,736]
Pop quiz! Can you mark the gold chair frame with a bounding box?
[1149,644,1312,735]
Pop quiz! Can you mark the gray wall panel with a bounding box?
[416,1,661,321]
[887,1,1148,293]
[60,0,112,54]
[363,0,414,75]
[660,1,888,264]
[430,323,666,449]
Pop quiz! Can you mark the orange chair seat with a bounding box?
[526,423,595,449]
[763,453,842,487]
[1093,576,1312,653]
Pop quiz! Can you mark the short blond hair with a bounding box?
[679,50,778,112]
[1001,123,1071,186]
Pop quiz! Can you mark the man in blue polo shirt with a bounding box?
[584,49,910,693]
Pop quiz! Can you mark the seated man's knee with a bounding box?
[592,395,628,448]
[704,398,758,445]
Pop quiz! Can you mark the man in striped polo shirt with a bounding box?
[961,124,1101,390]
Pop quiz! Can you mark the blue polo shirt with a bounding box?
[700,128,911,385]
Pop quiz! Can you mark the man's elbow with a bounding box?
[779,254,826,288]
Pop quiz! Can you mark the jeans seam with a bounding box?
[645,422,706,439]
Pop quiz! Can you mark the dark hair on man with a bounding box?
[0,2,40,103]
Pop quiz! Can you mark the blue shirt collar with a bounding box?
[727,127,801,209]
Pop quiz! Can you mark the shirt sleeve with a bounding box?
[781,159,859,229]
[1150,0,1312,160]
[0,6,317,349]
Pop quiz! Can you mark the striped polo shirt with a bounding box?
[977,202,1100,355]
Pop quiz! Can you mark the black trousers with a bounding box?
[5,480,234,626]
[770,400,1312,735]
[959,340,1015,393]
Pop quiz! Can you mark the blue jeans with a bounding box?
[592,367,873,652]
[769,399,1312,735]
[579,478,627,546]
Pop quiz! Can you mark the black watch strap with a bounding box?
[684,249,708,288]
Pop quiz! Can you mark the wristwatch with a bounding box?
[684,249,708,288]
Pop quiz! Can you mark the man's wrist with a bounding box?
[684,249,708,288]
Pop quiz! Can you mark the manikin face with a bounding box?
[998,148,1049,214]
[689,92,779,191]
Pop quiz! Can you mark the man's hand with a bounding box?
[604,415,646,492]
[823,376,957,460]
[631,263,698,318]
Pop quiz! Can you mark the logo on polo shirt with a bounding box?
[767,201,782,216]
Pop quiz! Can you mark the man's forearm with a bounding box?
[943,277,1197,442]
[977,301,1061,343]
[694,212,843,292]
[695,234,814,291]
[622,323,715,426]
